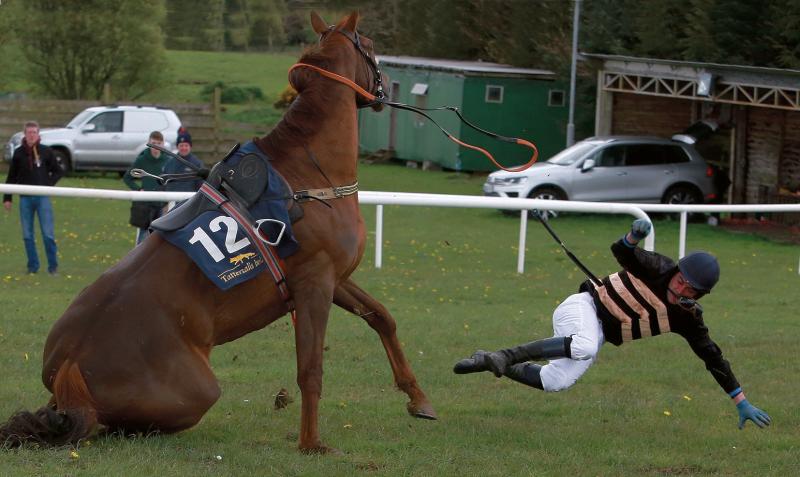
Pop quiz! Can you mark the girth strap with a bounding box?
[199,183,293,308]
[294,181,359,201]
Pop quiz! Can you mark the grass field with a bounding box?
[1,165,798,476]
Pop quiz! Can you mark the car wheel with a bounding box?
[529,186,566,220]
[52,149,72,175]
[662,185,703,220]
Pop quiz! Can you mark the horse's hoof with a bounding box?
[406,401,438,420]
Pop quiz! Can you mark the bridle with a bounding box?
[289,25,385,109]
[288,26,539,173]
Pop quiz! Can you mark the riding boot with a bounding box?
[453,337,572,377]
[504,363,544,390]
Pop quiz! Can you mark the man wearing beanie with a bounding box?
[163,127,203,199]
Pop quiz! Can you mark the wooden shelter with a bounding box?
[585,54,800,209]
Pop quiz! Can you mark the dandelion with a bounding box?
[683,395,692,401]
[343,424,353,429]
[69,450,80,460]
[663,410,671,416]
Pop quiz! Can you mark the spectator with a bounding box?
[3,121,64,274]
[123,131,167,245]
[163,128,203,210]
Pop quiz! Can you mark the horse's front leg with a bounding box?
[334,278,437,420]
[291,281,338,454]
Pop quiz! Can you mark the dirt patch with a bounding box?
[719,218,800,245]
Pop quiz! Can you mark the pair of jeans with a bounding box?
[19,195,58,273]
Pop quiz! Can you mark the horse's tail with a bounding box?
[0,361,98,448]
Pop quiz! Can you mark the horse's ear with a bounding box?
[339,11,360,32]
[310,11,328,35]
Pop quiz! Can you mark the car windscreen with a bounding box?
[66,110,95,129]
[547,142,600,166]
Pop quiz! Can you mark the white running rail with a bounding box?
[2,183,799,274]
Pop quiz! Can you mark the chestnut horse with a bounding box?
[0,11,435,453]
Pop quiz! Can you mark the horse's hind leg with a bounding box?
[91,347,221,435]
[334,278,437,420]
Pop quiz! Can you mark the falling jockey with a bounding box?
[454,219,771,430]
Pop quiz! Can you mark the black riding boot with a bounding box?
[453,336,572,377]
[504,363,544,389]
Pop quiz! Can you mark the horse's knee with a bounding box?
[296,368,323,395]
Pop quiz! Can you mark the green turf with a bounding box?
[1,166,798,476]
[145,49,300,104]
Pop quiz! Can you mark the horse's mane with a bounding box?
[256,44,334,156]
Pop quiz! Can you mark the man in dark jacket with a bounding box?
[454,219,771,430]
[3,121,64,274]
[123,131,167,245]
[162,128,203,207]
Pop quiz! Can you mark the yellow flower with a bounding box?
[69,450,80,459]
[663,410,671,416]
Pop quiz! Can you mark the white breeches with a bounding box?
[539,292,604,392]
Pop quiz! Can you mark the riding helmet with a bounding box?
[678,251,720,293]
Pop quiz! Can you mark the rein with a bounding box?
[289,37,539,172]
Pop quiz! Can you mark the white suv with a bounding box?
[3,105,182,173]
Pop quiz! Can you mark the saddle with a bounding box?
[151,144,303,234]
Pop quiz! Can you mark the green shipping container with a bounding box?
[359,56,568,172]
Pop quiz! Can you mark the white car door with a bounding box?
[72,111,124,167]
[121,111,171,166]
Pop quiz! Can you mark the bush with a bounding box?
[200,81,265,104]
[273,84,297,109]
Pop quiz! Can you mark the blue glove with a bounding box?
[736,399,771,429]
[630,219,652,241]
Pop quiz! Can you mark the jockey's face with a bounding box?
[666,271,699,305]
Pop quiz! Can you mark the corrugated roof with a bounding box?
[581,53,800,77]
[582,53,800,89]
[376,55,555,78]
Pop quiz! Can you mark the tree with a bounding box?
[766,0,800,68]
[14,0,170,100]
[166,0,226,51]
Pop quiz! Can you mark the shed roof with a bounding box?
[582,53,800,88]
[377,55,555,79]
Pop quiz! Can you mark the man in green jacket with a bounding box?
[123,131,167,245]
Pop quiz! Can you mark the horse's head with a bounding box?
[291,11,386,112]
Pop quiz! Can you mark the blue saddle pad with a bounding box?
[161,142,298,290]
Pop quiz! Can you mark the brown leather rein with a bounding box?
[288,27,540,173]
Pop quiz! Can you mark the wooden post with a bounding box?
[102,83,112,104]
[213,87,221,158]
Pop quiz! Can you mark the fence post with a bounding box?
[102,83,112,104]
[213,87,222,158]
